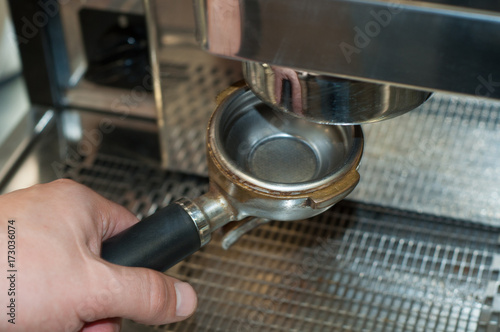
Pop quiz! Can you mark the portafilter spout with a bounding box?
[101,83,363,271]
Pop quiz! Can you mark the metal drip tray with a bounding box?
[61,153,500,332]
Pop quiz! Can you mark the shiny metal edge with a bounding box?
[64,80,157,118]
[143,0,169,166]
[194,0,500,99]
[176,197,212,247]
[0,109,55,190]
[220,217,270,250]
[82,0,144,14]
[243,61,432,125]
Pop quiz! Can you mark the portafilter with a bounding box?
[102,83,364,271]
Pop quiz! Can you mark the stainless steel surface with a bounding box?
[0,74,54,190]
[147,73,500,228]
[50,149,500,332]
[0,76,30,145]
[59,0,145,87]
[160,203,500,332]
[192,191,235,233]
[58,0,157,117]
[65,80,157,118]
[63,154,208,219]
[6,80,499,229]
[220,217,270,250]
[146,0,243,173]
[351,93,500,227]
[82,0,144,14]
[411,0,500,12]
[0,0,21,81]
[4,1,500,330]
[1,108,499,331]
[194,0,500,100]
[244,62,432,124]
[0,110,55,188]
[0,111,64,194]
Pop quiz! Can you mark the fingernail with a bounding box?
[174,282,197,317]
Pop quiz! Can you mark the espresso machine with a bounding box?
[4,0,500,331]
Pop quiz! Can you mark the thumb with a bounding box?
[92,264,197,325]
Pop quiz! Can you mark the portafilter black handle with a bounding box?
[101,201,206,271]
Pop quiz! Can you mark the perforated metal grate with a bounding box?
[158,75,500,228]
[352,94,500,228]
[64,153,208,220]
[162,206,499,332]
[52,0,500,329]
[64,154,500,332]
[158,51,243,175]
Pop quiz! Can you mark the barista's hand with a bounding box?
[0,179,197,332]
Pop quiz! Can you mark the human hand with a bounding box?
[0,179,197,332]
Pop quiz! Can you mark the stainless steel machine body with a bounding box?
[194,0,500,99]
[3,0,500,331]
[194,0,500,124]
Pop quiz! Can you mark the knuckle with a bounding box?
[51,178,80,190]
[50,179,94,198]
[52,178,86,193]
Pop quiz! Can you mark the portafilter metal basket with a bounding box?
[102,83,364,271]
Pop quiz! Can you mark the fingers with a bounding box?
[96,199,139,240]
[89,264,197,325]
[79,182,139,240]
[42,179,139,240]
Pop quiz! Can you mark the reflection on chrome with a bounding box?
[243,62,432,125]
